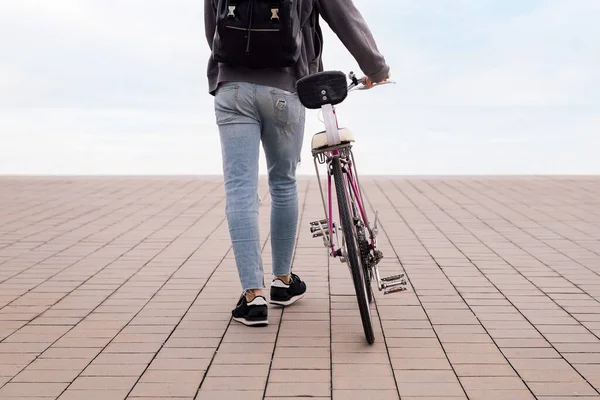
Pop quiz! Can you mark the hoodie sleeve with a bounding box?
[316,0,390,82]
[204,0,217,49]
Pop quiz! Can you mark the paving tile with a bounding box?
[554,343,600,352]
[104,341,163,353]
[564,353,600,364]
[266,382,330,397]
[58,389,130,400]
[383,329,437,338]
[202,376,267,390]
[446,352,508,364]
[397,382,465,397]
[148,358,211,371]
[214,353,273,365]
[269,369,330,382]
[573,364,600,375]
[437,334,494,343]
[510,358,574,370]
[518,368,583,382]
[494,338,552,348]
[266,398,330,400]
[12,368,82,382]
[155,347,215,359]
[443,344,499,354]
[333,376,396,389]
[206,365,270,377]
[0,382,69,397]
[464,389,536,400]
[453,364,518,377]
[40,347,103,359]
[388,347,446,359]
[501,347,562,358]
[81,363,148,377]
[0,364,23,377]
[332,390,399,400]
[93,352,154,365]
[460,376,528,390]
[70,376,138,390]
[25,358,90,370]
[333,352,390,364]
[195,390,263,400]
[386,337,441,348]
[394,370,459,382]
[129,382,199,397]
[333,364,393,378]
[536,397,600,400]
[400,398,466,400]
[528,382,598,396]
[219,343,273,353]
[128,398,191,400]
[392,358,452,370]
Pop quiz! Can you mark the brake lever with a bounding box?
[356,80,397,90]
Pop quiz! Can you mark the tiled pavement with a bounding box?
[1,176,600,399]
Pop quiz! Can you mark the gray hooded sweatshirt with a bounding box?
[204,0,390,95]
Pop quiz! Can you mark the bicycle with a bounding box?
[296,70,407,344]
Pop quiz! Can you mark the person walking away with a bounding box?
[204,0,391,326]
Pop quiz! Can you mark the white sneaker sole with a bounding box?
[270,293,305,307]
[232,317,268,326]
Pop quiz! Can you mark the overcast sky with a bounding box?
[1,0,598,175]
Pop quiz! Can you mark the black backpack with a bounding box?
[211,0,302,69]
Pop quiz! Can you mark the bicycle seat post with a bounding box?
[321,103,341,148]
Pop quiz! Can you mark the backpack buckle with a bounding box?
[270,7,279,21]
[227,5,236,19]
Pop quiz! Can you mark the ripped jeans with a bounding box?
[214,82,306,291]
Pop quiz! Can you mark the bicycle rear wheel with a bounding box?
[331,156,375,344]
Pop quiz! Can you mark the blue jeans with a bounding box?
[215,82,306,292]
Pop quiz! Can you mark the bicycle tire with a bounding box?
[331,157,375,344]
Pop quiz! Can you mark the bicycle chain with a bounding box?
[357,225,372,270]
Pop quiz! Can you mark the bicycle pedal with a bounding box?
[385,286,407,295]
[383,279,406,288]
[310,219,328,226]
[310,226,329,234]
[312,231,329,238]
[381,274,405,282]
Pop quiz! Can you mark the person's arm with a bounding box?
[316,0,390,82]
[204,0,216,49]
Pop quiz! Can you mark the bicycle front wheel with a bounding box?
[331,156,375,344]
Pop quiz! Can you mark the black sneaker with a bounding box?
[270,273,307,306]
[232,294,268,326]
